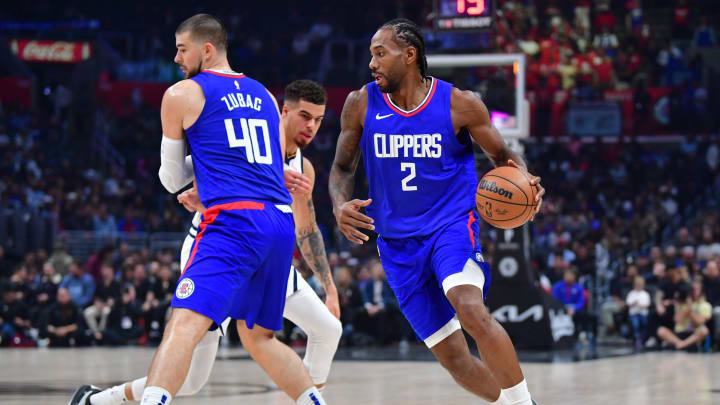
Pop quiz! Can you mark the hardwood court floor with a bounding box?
[0,347,717,405]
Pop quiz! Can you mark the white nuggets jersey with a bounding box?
[182,148,304,296]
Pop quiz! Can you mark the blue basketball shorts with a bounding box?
[171,200,294,331]
[376,211,491,346]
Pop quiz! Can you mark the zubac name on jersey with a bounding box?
[185,70,291,208]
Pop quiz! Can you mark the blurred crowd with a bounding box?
[3,132,719,350]
[2,0,720,351]
[522,135,720,350]
[0,242,180,347]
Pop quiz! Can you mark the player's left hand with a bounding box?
[177,187,206,214]
[284,168,312,196]
[507,159,544,220]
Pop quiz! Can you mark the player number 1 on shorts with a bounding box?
[401,162,417,191]
[224,118,273,165]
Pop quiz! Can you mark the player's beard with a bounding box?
[295,134,311,150]
[184,59,204,79]
[377,73,399,93]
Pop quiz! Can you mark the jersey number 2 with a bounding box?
[224,118,273,164]
[401,162,417,191]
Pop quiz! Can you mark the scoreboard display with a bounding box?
[434,0,493,31]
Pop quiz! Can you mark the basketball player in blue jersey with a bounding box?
[69,81,341,405]
[126,14,327,405]
[330,19,544,405]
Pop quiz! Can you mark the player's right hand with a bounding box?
[325,288,341,320]
[284,168,312,196]
[177,187,206,214]
[334,199,374,244]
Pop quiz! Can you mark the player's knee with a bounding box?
[453,294,491,331]
[164,309,211,342]
[322,317,343,344]
[698,325,709,338]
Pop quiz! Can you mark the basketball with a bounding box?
[476,166,537,229]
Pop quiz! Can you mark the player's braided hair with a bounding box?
[380,18,429,81]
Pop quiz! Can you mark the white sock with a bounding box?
[90,384,127,405]
[296,386,326,405]
[502,379,532,405]
[487,390,509,405]
[139,386,172,405]
[131,378,147,401]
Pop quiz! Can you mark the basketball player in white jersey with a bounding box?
[69,80,342,405]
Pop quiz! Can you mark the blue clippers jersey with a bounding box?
[360,77,477,238]
[186,70,291,207]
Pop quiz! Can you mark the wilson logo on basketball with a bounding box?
[477,179,514,199]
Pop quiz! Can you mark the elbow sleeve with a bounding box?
[158,136,194,193]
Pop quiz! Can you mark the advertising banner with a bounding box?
[9,39,92,63]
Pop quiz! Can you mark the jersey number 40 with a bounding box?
[224,118,272,164]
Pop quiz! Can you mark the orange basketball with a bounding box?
[476,166,537,229]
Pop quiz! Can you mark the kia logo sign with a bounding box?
[491,304,543,323]
[9,39,92,63]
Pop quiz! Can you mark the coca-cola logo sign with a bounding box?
[9,39,92,63]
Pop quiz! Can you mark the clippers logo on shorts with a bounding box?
[175,278,195,299]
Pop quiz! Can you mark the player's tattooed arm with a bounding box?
[451,87,545,216]
[293,158,340,318]
[329,87,366,207]
[330,87,375,244]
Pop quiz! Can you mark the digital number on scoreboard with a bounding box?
[434,0,493,31]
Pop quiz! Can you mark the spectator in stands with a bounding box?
[59,261,95,308]
[672,0,691,39]
[48,239,73,276]
[9,263,32,302]
[93,204,117,236]
[602,264,637,337]
[573,0,591,32]
[358,261,403,345]
[594,7,616,32]
[143,264,176,343]
[83,264,119,344]
[692,16,717,47]
[592,27,619,58]
[117,207,142,233]
[626,276,651,348]
[336,266,363,344]
[648,265,689,346]
[704,259,720,306]
[103,284,143,346]
[657,280,711,350]
[0,282,31,346]
[45,287,84,347]
[594,53,616,91]
[553,269,597,344]
[29,262,61,328]
[85,245,114,282]
[131,263,151,305]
